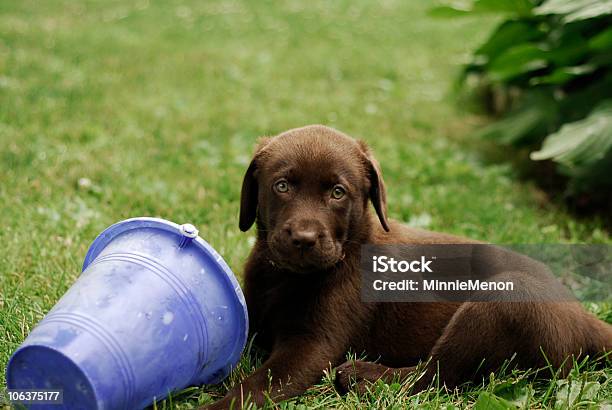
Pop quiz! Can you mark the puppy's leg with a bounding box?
[201,337,345,410]
[336,300,606,395]
[334,301,522,394]
[335,361,416,394]
[333,301,513,394]
[407,301,520,391]
[412,300,606,391]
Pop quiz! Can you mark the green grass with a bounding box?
[0,0,610,408]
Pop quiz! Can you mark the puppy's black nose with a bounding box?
[290,229,318,249]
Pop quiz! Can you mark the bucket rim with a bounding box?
[6,344,101,408]
[81,217,249,380]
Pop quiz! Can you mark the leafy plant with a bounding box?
[432,0,612,195]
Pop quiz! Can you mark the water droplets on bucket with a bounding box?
[6,217,249,410]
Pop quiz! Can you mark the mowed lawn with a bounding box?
[0,0,610,408]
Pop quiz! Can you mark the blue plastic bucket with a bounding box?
[6,217,249,410]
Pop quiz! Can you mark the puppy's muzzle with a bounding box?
[282,219,324,250]
[268,218,342,272]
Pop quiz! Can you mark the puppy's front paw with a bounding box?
[334,360,389,395]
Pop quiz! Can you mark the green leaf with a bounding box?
[476,92,559,144]
[535,0,612,22]
[428,5,472,17]
[493,380,531,407]
[546,28,590,67]
[553,379,601,409]
[487,43,549,82]
[473,0,534,14]
[429,0,534,18]
[530,64,595,85]
[589,27,612,51]
[474,392,517,410]
[474,20,545,64]
[530,101,612,171]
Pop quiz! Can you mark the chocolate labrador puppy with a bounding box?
[203,125,611,409]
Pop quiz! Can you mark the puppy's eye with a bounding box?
[331,185,346,200]
[274,179,289,193]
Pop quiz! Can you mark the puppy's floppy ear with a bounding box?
[239,138,270,232]
[358,140,390,232]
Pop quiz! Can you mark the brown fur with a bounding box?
[203,125,612,409]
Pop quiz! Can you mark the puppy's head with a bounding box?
[239,125,389,273]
